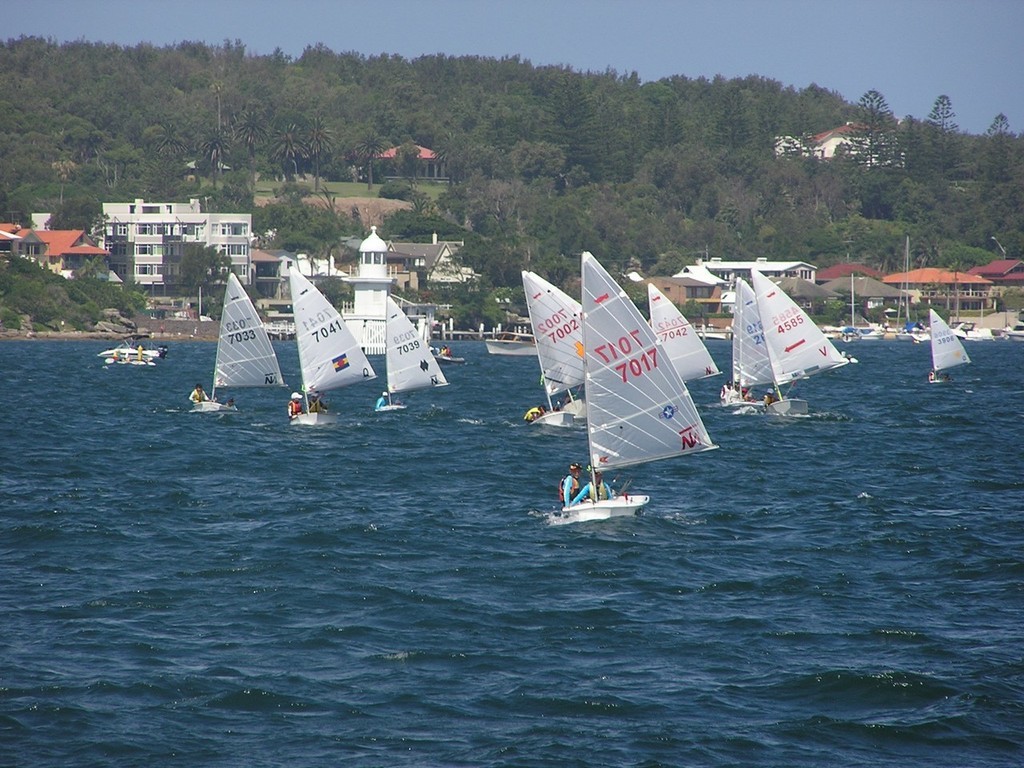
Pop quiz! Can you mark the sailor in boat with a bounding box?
[560,463,583,507]
[569,469,615,506]
[763,390,778,408]
[189,383,208,405]
[523,405,546,422]
[375,390,402,411]
[288,392,305,420]
[308,391,328,414]
[928,370,950,383]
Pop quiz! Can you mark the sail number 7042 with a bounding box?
[594,329,658,382]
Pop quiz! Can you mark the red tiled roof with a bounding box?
[33,229,91,254]
[377,144,437,160]
[968,259,1023,277]
[883,268,991,285]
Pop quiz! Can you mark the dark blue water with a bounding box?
[2,338,1023,767]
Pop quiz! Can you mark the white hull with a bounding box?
[485,340,536,356]
[290,412,338,426]
[766,398,808,416]
[375,404,407,412]
[105,357,155,366]
[192,401,236,413]
[559,495,649,522]
[533,410,574,427]
[433,354,466,364]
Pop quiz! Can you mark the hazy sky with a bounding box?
[7,0,1022,135]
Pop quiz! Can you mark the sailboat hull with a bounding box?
[533,410,574,427]
[766,398,808,416]
[561,399,585,420]
[290,412,339,426]
[192,401,236,413]
[560,495,649,521]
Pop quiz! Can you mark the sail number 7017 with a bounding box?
[594,329,658,383]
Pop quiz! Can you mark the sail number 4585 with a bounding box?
[594,329,658,382]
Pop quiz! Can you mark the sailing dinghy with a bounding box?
[522,270,586,427]
[376,296,448,411]
[648,283,720,383]
[193,272,285,412]
[288,266,377,425]
[560,252,717,522]
[721,277,771,408]
[928,309,970,383]
[750,269,849,416]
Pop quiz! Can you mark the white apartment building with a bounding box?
[101,198,252,294]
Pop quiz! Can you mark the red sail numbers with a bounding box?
[594,329,659,383]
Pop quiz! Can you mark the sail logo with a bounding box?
[679,425,700,450]
[332,354,350,371]
[661,404,677,420]
[595,292,611,304]
[783,339,806,353]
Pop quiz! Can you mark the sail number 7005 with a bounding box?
[594,329,658,382]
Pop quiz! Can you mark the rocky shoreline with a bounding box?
[0,317,221,342]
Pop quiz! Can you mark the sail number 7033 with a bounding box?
[594,329,658,382]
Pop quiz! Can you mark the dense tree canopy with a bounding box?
[1,36,1021,303]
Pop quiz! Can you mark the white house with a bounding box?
[694,257,818,285]
[101,198,252,294]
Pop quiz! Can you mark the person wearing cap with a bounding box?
[308,390,328,413]
[287,391,304,420]
[375,390,390,411]
[189,383,208,404]
[571,469,614,505]
[561,462,583,507]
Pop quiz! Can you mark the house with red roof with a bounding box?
[968,259,1024,288]
[14,228,110,278]
[377,144,447,181]
[882,268,993,312]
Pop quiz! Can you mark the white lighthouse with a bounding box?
[342,226,394,354]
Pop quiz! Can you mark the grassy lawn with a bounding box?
[253,179,447,200]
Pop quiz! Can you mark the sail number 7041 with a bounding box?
[594,329,658,383]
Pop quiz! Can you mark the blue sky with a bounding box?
[8,0,1022,135]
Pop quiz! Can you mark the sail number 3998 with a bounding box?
[594,329,659,383]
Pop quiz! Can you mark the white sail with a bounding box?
[750,269,848,386]
[289,266,376,394]
[731,277,773,388]
[647,283,720,382]
[581,251,716,471]
[385,296,448,395]
[522,270,585,399]
[929,309,971,372]
[212,273,285,397]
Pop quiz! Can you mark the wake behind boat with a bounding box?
[555,252,716,522]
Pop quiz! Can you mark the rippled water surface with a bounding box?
[2,338,1023,766]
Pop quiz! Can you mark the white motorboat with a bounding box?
[485,331,536,356]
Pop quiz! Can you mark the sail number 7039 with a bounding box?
[594,329,658,383]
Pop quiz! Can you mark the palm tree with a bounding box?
[199,129,230,189]
[154,120,189,158]
[233,107,268,192]
[270,123,306,182]
[51,159,77,206]
[354,132,388,190]
[306,114,334,193]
